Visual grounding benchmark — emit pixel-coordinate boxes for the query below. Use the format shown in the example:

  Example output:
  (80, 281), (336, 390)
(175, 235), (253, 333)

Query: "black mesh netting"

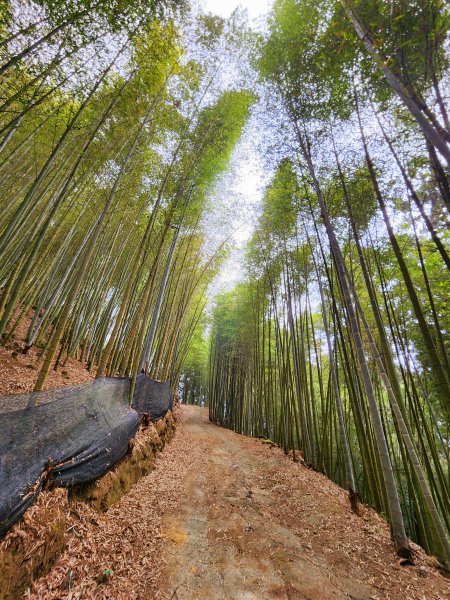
(0, 374), (172, 537)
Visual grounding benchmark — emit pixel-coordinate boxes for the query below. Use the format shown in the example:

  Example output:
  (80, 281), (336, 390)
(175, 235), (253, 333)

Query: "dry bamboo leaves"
(28, 406), (450, 600)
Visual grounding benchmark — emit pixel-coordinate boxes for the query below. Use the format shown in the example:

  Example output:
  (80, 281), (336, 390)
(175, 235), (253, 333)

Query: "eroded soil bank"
(32, 405), (448, 599)
(0, 411), (176, 600)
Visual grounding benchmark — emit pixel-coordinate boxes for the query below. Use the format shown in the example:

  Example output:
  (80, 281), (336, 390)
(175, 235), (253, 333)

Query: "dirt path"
(161, 407), (448, 600)
(32, 405), (448, 599)
(162, 408), (373, 600)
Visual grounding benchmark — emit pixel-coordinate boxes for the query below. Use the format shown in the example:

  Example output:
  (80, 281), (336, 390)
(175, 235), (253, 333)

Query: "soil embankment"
(0, 412), (176, 599)
(0, 314), (94, 395)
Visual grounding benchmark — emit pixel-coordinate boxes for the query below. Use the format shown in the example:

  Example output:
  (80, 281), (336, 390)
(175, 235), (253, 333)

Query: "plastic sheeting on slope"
(0, 374), (172, 537)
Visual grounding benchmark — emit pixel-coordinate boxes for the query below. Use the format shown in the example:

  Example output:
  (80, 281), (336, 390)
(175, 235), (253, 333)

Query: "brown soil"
(0, 313), (94, 395)
(31, 406), (449, 599)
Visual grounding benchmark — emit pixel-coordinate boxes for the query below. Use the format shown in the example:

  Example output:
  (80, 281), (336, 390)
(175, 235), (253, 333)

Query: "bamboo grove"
(1, 0), (449, 576)
(208, 0), (450, 570)
(0, 2), (253, 394)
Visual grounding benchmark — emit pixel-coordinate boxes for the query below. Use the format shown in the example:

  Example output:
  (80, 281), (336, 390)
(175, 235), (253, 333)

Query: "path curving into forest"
(33, 405), (448, 599)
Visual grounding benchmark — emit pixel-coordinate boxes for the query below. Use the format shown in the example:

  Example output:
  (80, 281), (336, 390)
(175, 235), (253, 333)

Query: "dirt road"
(32, 405), (448, 599)
(160, 407), (448, 600)
(162, 407), (370, 600)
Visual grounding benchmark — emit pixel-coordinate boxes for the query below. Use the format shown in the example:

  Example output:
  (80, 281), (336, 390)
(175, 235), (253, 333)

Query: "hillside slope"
(0, 316), (93, 395)
(31, 406), (448, 599)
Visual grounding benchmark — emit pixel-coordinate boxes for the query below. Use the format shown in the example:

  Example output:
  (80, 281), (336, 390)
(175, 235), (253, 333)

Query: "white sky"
(198, 0), (273, 303)
(201, 0), (271, 20)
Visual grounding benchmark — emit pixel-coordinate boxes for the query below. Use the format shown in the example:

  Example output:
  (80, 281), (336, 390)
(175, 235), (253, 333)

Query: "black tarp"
(133, 374), (172, 421)
(0, 375), (172, 537)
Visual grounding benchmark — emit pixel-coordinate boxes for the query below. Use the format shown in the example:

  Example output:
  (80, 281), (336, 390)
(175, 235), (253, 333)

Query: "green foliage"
(0, 1), (252, 395)
(211, 285), (253, 349)
(193, 90), (256, 193)
(260, 158), (298, 239)
(211, 0), (450, 568)
(35, 0), (185, 31)
(259, 0), (449, 119)
(324, 166), (377, 229)
(183, 317), (208, 376)
(195, 14), (225, 49)
(336, 0), (450, 102)
(258, 0), (354, 119)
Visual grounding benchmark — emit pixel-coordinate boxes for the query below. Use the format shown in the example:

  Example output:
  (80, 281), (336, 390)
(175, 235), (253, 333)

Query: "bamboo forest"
(0, 0), (449, 598)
